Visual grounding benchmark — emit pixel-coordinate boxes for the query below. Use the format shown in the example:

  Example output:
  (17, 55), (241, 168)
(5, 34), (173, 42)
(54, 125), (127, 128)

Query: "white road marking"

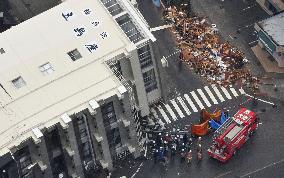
(184, 94), (198, 112)
(150, 108), (158, 118)
(177, 96), (191, 115)
(204, 86), (218, 104)
(150, 24), (173, 32)
(190, 91), (205, 109)
(197, 89), (211, 107)
(244, 93), (275, 105)
(170, 100), (185, 118)
(157, 106), (171, 124)
(151, 108), (165, 125)
(221, 86), (232, 99)
(239, 88), (246, 94)
(240, 158), (284, 178)
(211, 85), (225, 102)
(164, 104), (177, 121)
(230, 87), (239, 97)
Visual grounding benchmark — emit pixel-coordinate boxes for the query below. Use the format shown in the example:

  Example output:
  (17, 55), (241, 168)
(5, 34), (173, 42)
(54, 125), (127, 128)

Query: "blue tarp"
(220, 112), (229, 124)
(209, 119), (221, 130)
(210, 112), (229, 130)
(152, 0), (161, 7)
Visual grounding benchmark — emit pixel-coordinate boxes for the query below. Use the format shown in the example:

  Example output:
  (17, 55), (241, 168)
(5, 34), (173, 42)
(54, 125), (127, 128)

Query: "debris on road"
(163, 6), (260, 92)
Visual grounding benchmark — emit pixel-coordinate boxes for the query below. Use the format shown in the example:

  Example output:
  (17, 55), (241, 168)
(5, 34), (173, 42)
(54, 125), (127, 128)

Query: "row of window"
(138, 45), (158, 93)
(138, 45), (153, 69)
(11, 49), (82, 89)
(142, 69), (157, 93)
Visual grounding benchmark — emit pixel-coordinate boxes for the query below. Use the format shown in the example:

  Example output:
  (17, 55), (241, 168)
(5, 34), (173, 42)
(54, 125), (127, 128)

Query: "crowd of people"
(149, 130), (203, 169)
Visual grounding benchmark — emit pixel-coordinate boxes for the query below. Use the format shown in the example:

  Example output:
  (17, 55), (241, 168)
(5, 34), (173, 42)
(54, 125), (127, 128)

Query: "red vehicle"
(208, 107), (258, 162)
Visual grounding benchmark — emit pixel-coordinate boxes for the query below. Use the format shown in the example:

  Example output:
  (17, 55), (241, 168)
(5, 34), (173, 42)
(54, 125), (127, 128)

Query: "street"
(112, 0), (284, 177)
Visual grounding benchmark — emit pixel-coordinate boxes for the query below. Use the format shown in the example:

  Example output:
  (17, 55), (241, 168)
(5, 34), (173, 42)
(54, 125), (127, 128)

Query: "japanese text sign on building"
(85, 42), (99, 53)
(62, 7), (110, 54)
(62, 10), (75, 21)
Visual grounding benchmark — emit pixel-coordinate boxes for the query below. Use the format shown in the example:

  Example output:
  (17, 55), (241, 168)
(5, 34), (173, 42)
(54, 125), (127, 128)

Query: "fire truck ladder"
(214, 117), (234, 138)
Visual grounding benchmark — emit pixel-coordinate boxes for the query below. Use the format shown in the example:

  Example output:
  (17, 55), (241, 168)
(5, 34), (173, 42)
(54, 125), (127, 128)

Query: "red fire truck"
(207, 107), (258, 162)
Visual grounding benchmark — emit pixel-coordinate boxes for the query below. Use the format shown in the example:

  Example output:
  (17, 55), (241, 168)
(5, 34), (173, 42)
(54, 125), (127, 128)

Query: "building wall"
(256, 26), (284, 67)
(257, 0), (284, 15)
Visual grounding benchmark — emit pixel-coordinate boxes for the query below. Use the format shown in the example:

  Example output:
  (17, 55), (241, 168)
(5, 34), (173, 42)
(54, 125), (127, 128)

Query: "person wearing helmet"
(197, 144), (202, 161)
(186, 150), (192, 164)
(197, 137), (202, 148)
(180, 148), (186, 162)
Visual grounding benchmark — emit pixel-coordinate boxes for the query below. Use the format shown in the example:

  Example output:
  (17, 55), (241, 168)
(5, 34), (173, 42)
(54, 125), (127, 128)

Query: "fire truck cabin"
(208, 108), (258, 162)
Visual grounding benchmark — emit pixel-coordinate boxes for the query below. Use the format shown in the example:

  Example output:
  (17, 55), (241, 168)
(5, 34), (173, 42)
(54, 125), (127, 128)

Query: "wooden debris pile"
(164, 6), (259, 91)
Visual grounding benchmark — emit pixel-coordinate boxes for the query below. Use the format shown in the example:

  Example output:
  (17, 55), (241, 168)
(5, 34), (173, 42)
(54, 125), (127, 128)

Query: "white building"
(0, 0), (161, 177)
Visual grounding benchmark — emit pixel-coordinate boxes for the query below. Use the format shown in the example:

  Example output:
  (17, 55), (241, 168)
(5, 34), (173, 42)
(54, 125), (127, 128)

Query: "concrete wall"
(145, 41), (162, 104)
(91, 101), (113, 171)
(29, 137), (53, 178)
(256, 0), (284, 15)
(127, 44), (150, 117)
(64, 121), (85, 178)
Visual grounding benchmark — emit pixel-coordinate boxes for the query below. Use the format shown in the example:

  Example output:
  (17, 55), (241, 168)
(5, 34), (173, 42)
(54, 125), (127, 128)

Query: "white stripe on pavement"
(230, 87), (239, 97)
(177, 96), (191, 115)
(197, 89), (211, 107)
(221, 86), (232, 99)
(151, 108), (165, 125)
(164, 104), (177, 121)
(170, 100), (185, 118)
(204, 86), (218, 104)
(150, 108), (158, 118)
(184, 94), (198, 112)
(190, 91), (205, 109)
(157, 106), (171, 124)
(239, 88), (246, 94)
(211, 85), (225, 102)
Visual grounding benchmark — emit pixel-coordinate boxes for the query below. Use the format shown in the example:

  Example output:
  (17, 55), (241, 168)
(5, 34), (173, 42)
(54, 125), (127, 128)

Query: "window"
(116, 14), (143, 43)
(0, 48), (5, 54)
(67, 49), (82, 61)
(138, 45), (153, 69)
(39, 62), (54, 75)
(142, 69), (157, 93)
(101, 0), (123, 16)
(106, 127), (122, 149)
(101, 102), (117, 126)
(12, 76), (26, 89)
(76, 114), (94, 162)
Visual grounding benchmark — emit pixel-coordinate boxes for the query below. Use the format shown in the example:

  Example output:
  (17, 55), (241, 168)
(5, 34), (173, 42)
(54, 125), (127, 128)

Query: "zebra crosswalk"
(151, 85), (246, 125)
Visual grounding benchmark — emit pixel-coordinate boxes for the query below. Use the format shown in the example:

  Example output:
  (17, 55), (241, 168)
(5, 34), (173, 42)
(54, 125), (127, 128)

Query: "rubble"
(164, 6), (260, 92)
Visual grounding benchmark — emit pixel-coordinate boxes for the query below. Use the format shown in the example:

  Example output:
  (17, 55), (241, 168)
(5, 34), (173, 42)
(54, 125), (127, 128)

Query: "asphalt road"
(112, 0), (284, 177)
(191, 0), (269, 76)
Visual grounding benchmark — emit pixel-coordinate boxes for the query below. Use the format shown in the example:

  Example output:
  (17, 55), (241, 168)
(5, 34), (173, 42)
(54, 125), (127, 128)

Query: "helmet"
(198, 137), (202, 140)
(182, 149), (184, 151)
(158, 133), (162, 136)
(153, 141), (155, 143)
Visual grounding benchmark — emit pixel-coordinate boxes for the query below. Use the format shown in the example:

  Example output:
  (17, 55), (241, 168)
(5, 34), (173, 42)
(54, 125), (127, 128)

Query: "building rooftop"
(0, 0), (134, 155)
(259, 12), (284, 46)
